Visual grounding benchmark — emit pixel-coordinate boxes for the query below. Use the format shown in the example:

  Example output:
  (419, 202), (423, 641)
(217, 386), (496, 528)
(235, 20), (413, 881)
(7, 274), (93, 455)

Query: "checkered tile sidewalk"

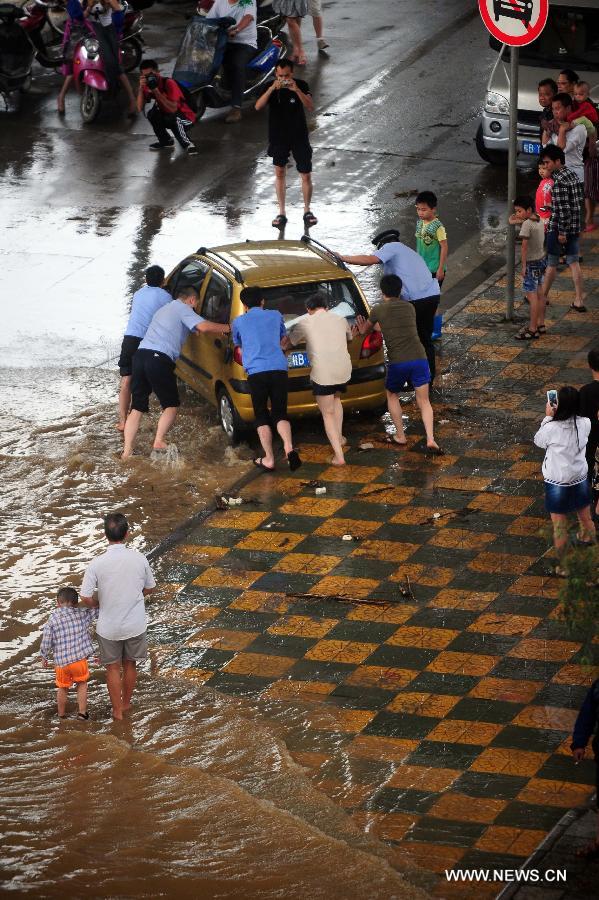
(150, 234), (599, 897)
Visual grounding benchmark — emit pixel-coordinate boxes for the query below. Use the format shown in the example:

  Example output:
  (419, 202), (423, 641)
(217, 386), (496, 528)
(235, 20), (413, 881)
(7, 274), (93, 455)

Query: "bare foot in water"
(386, 435), (407, 446)
(331, 456), (346, 466)
(426, 441), (444, 455)
(114, 422), (125, 432)
(152, 441), (168, 452)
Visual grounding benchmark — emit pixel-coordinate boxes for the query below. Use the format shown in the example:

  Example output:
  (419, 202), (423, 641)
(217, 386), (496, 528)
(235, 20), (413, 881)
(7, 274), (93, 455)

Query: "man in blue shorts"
(117, 265), (172, 432)
(122, 285), (230, 459)
(356, 275), (441, 452)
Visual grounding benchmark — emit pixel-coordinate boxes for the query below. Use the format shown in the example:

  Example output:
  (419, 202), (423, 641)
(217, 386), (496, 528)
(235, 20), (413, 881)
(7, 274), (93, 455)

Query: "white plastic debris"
(432, 513), (441, 519)
(227, 497), (243, 505)
(439, 419), (449, 425)
(342, 534), (354, 541)
(359, 442), (374, 450)
(315, 486), (327, 495)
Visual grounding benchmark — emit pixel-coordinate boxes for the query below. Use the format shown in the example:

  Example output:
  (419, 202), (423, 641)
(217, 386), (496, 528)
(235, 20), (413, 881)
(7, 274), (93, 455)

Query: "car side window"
(202, 271), (232, 324)
(167, 259), (210, 298)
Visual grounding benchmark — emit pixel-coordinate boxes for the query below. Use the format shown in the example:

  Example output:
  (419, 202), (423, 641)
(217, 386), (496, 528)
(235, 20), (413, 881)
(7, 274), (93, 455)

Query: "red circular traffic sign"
(479, 0), (548, 47)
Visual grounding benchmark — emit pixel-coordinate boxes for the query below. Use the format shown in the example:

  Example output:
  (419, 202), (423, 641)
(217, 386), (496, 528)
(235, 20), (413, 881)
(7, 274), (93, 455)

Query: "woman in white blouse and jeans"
(534, 386), (595, 571)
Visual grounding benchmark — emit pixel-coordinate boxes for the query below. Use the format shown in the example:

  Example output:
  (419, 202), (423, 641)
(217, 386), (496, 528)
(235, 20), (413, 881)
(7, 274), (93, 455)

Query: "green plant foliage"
(558, 545), (599, 665)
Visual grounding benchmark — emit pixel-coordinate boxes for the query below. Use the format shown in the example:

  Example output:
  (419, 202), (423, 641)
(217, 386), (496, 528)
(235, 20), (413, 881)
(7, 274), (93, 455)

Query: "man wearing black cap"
(339, 230), (441, 383)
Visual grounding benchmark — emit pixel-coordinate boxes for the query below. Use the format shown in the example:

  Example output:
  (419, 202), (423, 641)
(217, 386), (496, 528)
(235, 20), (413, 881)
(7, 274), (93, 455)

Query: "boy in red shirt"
(137, 58), (198, 154)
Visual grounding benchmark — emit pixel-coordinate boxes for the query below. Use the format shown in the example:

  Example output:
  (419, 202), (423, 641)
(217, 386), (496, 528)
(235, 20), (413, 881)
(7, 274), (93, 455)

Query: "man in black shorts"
(122, 286), (229, 459)
(255, 59), (317, 230)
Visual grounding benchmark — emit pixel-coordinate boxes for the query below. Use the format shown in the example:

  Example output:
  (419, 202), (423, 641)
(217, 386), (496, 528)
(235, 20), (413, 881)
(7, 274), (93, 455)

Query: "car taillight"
(233, 346), (243, 366)
(360, 331), (383, 358)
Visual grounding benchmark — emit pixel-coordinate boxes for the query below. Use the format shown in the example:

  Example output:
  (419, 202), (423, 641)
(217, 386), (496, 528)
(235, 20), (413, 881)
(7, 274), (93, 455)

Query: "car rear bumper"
(230, 364), (386, 423)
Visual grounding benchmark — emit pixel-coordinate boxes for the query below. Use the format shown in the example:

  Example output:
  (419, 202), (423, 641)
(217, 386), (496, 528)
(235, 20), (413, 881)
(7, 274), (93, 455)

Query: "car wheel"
(217, 387), (245, 444)
(475, 123), (508, 166)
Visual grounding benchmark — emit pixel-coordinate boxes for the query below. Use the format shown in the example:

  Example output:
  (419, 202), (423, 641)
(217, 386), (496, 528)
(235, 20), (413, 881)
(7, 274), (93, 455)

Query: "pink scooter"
(72, 29), (122, 123)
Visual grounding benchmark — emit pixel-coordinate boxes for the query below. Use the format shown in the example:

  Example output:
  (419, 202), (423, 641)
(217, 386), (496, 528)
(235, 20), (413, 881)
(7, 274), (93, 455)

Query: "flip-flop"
(77, 712), (89, 720)
(272, 214), (287, 229)
(570, 303), (587, 312)
(515, 328), (539, 340)
(537, 325), (547, 334)
(253, 458), (275, 472)
(286, 449), (302, 471)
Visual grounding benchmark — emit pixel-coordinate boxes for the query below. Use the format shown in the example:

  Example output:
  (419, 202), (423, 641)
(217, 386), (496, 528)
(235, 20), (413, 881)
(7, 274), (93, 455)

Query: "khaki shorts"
(97, 631), (148, 666)
(308, 0), (322, 15)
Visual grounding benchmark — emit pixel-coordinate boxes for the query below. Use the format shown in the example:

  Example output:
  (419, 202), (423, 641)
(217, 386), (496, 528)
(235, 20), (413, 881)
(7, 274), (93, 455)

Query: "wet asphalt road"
(0, 0), (525, 369)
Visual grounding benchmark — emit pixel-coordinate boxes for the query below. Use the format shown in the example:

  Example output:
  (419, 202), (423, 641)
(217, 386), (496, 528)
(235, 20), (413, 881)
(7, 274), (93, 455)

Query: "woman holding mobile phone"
(534, 386), (595, 574)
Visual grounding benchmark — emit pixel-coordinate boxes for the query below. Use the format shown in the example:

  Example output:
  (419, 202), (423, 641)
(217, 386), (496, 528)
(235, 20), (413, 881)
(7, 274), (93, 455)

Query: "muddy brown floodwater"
(0, 366), (424, 899)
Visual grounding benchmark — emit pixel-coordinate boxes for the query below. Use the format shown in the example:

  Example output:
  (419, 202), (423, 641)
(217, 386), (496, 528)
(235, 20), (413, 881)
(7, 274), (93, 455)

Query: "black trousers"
(91, 21), (121, 90)
(412, 295), (439, 383)
(147, 104), (193, 148)
(223, 42), (255, 108)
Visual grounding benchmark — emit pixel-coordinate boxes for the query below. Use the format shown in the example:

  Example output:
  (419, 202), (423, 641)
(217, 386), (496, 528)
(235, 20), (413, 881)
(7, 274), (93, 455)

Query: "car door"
(192, 267), (233, 401)
(169, 258), (212, 398)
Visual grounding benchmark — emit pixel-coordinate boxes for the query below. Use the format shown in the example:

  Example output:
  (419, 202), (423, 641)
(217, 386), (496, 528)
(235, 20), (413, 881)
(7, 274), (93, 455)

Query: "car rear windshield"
(261, 279), (366, 327)
(506, 6), (599, 69)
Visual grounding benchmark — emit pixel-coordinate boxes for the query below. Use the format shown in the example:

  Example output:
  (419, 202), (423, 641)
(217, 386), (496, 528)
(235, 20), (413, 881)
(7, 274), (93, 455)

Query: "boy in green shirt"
(415, 190), (448, 286)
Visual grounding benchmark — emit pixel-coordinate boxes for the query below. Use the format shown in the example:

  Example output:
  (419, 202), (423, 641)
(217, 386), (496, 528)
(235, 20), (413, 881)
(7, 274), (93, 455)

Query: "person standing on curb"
(415, 190), (448, 288)
(538, 145), (586, 312)
(286, 292), (352, 466)
(571, 678), (599, 859)
(116, 265), (171, 432)
(232, 287), (302, 472)
(355, 275), (441, 453)
(533, 386), (595, 575)
(122, 286), (230, 459)
(80, 513), (155, 721)
(339, 229), (441, 383)
(255, 58), (316, 230)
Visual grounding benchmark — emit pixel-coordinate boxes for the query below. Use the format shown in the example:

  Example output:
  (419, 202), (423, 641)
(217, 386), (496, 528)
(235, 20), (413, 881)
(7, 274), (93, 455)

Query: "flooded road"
(0, 1), (517, 895)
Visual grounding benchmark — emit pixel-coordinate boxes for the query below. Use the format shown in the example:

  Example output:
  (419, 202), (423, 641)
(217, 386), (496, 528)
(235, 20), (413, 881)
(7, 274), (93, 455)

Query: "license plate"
(288, 351), (310, 369)
(522, 141), (541, 155)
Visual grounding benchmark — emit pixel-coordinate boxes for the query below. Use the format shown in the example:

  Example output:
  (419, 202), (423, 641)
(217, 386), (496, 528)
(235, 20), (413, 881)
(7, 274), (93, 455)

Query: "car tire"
(475, 123), (508, 166)
(217, 387), (246, 444)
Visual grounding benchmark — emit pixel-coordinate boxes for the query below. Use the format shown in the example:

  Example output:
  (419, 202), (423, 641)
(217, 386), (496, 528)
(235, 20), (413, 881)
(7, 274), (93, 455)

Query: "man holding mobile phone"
(255, 59), (317, 230)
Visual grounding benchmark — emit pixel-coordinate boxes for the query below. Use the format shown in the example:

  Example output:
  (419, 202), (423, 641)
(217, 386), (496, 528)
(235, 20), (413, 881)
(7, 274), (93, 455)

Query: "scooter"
(0, 2), (36, 111)
(17, 0), (65, 69)
(175, 15), (287, 121)
(72, 29), (128, 122)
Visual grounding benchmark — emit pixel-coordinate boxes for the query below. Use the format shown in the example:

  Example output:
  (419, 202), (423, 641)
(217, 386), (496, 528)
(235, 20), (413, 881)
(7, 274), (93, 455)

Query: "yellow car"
(168, 237), (386, 441)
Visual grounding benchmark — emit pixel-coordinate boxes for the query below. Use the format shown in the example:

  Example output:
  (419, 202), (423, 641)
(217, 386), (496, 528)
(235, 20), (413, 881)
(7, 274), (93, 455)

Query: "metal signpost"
(478, 0), (549, 319)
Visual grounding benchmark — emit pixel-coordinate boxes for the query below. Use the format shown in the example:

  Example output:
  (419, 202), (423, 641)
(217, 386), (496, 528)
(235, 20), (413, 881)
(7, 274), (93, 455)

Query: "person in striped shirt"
(40, 587), (98, 720)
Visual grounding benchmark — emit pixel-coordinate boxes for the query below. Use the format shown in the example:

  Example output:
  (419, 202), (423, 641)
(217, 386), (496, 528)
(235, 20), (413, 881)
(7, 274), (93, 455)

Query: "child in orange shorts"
(40, 587), (97, 720)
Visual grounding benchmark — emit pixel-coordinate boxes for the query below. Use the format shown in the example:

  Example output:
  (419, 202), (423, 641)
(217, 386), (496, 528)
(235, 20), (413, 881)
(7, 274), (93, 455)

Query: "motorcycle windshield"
(172, 15), (234, 89)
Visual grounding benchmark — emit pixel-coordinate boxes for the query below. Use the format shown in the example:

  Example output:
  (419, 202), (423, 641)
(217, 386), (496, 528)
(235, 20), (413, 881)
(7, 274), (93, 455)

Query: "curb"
(495, 799), (595, 900)
(442, 265), (508, 325)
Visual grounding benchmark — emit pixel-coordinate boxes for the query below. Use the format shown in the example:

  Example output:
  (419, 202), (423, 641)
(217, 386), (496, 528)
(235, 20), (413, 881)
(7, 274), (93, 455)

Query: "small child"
(508, 195), (547, 340)
(535, 160), (553, 230)
(415, 190), (448, 287)
(40, 587), (97, 720)
(571, 678), (599, 858)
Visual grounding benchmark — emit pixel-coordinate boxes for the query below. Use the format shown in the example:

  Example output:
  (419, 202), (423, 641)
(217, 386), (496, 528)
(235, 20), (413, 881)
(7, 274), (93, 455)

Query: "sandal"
(303, 210), (318, 227)
(515, 328), (539, 340)
(537, 325), (546, 334)
(253, 458), (275, 472)
(570, 303), (587, 313)
(77, 712), (89, 721)
(286, 449), (302, 471)
(272, 214), (287, 229)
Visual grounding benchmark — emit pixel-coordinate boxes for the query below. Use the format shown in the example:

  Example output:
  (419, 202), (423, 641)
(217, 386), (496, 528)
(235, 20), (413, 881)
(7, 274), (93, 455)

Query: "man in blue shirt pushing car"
(122, 285), (230, 459)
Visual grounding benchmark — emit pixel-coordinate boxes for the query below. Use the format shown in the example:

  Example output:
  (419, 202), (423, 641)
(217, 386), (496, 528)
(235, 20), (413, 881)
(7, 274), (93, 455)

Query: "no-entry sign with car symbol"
(479, 0), (548, 46)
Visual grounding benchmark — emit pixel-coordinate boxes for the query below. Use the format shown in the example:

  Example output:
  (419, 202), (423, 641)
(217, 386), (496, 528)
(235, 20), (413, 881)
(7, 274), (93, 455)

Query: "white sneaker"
(317, 38), (329, 50)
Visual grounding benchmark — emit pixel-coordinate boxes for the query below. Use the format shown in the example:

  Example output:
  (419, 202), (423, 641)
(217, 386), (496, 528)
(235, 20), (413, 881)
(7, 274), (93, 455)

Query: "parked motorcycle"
(20, 0), (143, 73)
(0, 2), (35, 111)
(18, 0), (65, 69)
(72, 28), (130, 122)
(174, 14), (286, 121)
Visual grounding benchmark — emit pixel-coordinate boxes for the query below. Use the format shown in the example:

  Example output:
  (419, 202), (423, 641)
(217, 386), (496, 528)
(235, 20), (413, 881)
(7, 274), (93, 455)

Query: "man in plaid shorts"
(539, 144), (586, 312)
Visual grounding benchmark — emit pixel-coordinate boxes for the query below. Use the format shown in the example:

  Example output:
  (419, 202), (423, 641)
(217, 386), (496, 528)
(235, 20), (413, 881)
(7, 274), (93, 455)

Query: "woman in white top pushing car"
(534, 386), (595, 574)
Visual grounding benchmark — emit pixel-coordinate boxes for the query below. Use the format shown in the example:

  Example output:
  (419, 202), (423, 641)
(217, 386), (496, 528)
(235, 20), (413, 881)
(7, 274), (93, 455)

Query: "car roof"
(201, 240), (348, 286)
